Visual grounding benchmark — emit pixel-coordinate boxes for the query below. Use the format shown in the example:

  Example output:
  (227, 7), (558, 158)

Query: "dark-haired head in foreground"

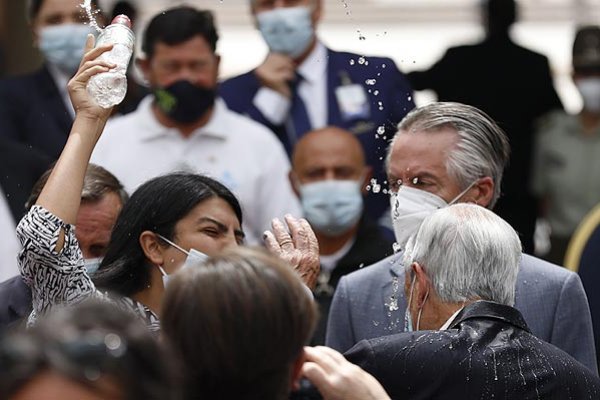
(162, 247), (317, 400)
(0, 300), (179, 400)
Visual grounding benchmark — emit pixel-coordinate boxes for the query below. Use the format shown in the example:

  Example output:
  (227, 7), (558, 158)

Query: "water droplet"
(373, 90), (380, 96)
(365, 78), (377, 85)
(358, 56), (366, 65)
(393, 242), (402, 253)
(349, 59), (355, 65)
(377, 125), (386, 135)
(382, 63), (387, 69)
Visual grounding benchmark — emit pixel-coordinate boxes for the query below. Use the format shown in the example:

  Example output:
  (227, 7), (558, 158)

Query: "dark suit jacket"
(219, 48), (415, 221)
(0, 137), (51, 222)
(0, 65), (73, 160)
(408, 37), (563, 252)
(312, 217), (393, 345)
(346, 301), (600, 400)
(0, 276), (31, 333)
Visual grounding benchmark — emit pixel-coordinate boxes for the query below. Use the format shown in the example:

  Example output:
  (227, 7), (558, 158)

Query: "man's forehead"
(388, 128), (459, 175)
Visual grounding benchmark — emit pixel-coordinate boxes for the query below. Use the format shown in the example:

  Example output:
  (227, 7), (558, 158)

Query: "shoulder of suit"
(520, 253), (575, 279)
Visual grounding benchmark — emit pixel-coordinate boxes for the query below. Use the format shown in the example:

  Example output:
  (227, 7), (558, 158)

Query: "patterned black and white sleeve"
(16, 205), (97, 325)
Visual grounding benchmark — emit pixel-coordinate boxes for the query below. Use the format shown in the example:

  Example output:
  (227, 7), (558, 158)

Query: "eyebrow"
(197, 217), (246, 240)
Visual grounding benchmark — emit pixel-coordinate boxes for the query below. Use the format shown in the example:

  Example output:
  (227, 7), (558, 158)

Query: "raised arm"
(35, 35), (115, 249)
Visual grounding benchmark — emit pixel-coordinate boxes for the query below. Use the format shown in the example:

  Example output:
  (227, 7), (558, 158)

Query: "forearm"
(35, 114), (107, 224)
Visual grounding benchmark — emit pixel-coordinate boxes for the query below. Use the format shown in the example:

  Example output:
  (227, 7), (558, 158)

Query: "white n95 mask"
(390, 182), (477, 251)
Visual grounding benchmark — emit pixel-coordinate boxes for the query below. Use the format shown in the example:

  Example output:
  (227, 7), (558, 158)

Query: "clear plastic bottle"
(87, 15), (135, 108)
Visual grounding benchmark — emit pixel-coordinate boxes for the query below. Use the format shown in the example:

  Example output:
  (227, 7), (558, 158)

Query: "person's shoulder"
(341, 253), (402, 286)
(520, 253), (575, 281)
(0, 276), (30, 301)
(220, 102), (281, 144)
(220, 70), (258, 91)
(328, 48), (400, 72)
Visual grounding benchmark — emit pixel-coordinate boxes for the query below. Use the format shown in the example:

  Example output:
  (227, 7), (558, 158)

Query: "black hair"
(142, 6), (219, 59)
(0, 299), (180, 400)
(93, 173), (242, 297)
(28, 0), (100, 20)
(484, 0), (517, 35)
(111, 1), (137, 23)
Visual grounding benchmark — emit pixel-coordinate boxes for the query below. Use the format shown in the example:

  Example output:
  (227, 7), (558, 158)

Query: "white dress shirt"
(0, 187), (20, 281)
(253, 41), (328, 129)
(91, 97), (301, 244)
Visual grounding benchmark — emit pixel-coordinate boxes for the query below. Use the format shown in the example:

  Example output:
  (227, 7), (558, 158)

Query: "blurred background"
(0, 0), (599, 112)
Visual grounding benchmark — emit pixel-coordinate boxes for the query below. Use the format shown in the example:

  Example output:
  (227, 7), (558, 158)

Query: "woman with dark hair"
(0, 300), (179, 400)
(16, 36), (319, 332)
(161, 247), (389, 400)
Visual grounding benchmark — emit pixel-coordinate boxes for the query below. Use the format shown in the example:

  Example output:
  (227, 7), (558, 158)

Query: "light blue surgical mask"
(299, 179), (363, 237)
(155, 234), (209, 289)
(83, 257), (103, 275)
(38, 24), (93, 76)
(256, 6), (315, 59)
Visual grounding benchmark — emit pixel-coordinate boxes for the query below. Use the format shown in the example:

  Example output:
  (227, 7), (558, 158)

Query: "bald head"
(292, 127), (368, 184)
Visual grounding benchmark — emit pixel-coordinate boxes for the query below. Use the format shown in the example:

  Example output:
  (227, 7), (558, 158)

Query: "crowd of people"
(1, 0), (600, 399)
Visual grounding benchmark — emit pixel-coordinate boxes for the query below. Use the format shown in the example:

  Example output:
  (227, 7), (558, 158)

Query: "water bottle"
(87, 15), (135, 108)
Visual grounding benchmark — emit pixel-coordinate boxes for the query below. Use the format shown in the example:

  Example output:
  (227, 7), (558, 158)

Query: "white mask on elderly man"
(390, 181), (477, 251)
(155, 234), (209, 289)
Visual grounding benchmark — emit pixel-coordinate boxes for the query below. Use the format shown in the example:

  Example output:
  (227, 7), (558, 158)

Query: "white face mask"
(576, 77), (600, 113)
(83, 257), (103, 275)
(155, 234), (209, 289)
(390, 182), (477, 251)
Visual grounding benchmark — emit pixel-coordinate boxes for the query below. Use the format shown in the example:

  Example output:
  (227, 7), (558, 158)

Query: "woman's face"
(160, 197), (244, 273)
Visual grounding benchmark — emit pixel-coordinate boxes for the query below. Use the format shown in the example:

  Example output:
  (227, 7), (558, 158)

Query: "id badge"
(335, 84), (370, 121)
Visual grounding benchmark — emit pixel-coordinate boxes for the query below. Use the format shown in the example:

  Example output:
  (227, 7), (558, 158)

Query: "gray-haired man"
(345, 204), (600, 399)
(326, 102), (598, 374)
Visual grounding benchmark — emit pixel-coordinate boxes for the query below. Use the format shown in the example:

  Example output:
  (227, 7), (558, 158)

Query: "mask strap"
(156, 233), (190, 256)
(407, 273), (417, 311)
(448, 179), (479, 205)
(157, 265), (168, 277)
(416, 289), (430, 331)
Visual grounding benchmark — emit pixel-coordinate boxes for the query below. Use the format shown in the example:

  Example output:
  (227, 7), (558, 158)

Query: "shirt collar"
(440, 307), (464, 330)
(137, 96), (230, 142)
(297, 40), (328, 84)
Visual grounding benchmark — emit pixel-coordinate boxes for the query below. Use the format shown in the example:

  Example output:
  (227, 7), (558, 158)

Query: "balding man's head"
(292, 127), (368, 184)
(290, 127), (370, 237)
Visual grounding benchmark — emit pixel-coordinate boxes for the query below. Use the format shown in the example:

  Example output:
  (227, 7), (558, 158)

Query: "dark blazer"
(408, 37), (563, 253)
(0, 276), (31, 332)
(0, 137), (51, 222)
(219, 48), (415, 221)
(311, 216), (393, 345)
(0, 65), (73, 160)
(346, 301), (600, 400)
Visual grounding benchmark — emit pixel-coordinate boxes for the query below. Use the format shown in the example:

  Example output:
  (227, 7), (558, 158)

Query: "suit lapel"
(379, 252), (407, 334)
(35, 66), (72, 134)
(325, 49), (343, 126)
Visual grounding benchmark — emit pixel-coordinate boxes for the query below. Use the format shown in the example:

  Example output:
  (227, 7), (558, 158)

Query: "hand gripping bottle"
(87, 15), (135, 108)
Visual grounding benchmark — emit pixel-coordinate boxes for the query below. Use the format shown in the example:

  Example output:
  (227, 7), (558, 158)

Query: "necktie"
(288, 72), (312, 145)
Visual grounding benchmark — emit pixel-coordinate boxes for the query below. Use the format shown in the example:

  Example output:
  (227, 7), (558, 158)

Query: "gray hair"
(387, 102), (510, 208)
(25, 163), (129, 210)
(403, 204), (522, 306)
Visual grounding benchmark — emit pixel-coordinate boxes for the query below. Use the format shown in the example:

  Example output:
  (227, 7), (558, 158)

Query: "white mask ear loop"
(416, 289), (430, 331)
(156, 233), (190, 256)
(448, 179), (480, 205)
(407, 273), (417, 311)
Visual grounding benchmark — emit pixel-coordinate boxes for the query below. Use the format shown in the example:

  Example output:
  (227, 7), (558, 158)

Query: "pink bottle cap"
(111, 14), (132, 28)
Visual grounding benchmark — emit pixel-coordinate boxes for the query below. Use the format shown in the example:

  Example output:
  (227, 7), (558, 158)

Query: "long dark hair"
(93, 173), (242, 296)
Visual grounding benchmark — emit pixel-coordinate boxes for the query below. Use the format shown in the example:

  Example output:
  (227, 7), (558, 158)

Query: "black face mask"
(153, 80), (216, 124)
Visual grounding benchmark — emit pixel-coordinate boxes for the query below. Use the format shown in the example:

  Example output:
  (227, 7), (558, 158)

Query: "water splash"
(81, 0), (103, 33)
